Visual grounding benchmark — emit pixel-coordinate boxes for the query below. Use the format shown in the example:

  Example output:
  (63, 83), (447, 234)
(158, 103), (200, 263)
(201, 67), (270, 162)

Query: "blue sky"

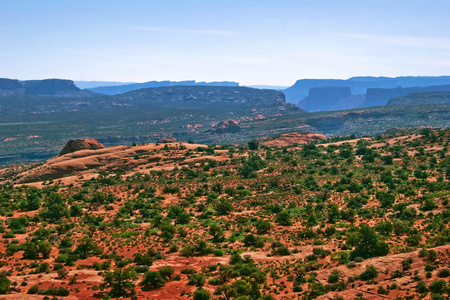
(1, 0), (449, 85)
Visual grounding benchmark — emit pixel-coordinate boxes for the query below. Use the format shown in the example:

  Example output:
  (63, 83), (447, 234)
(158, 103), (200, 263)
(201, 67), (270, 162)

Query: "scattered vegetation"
(0, 129), (450, 299)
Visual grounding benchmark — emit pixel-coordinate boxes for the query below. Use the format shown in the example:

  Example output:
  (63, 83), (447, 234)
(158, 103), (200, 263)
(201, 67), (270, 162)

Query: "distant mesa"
(214, 119), (241, 134)
(0, 78), (98, 97)
(23, 79), (80, 96)
(157, 137), (177, 143)
(297, 87), (365, 112)
(259, 132), (326, 147)
(74, 81), (137, 89)
(0, 78), (25, 96)
(0, 78), (23, 90)
(364, 84), (450, 107)
(59, 139), (105, 156)
(285, 76), (450, 111)
(284, 77), (401, 104)
(245, 85), (289, 90)
(88, 80), (240, 95)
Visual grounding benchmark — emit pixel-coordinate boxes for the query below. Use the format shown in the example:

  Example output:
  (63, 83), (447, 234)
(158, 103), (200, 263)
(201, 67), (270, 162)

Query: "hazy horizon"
(1, 0), (449, 86)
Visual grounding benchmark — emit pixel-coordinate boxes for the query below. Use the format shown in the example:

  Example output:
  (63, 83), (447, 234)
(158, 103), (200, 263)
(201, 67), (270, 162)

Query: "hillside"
(0, 86), (299, 164)
(387, 92), (450, 106)
(3, 81), (450, 166)
(2, 95), (450, 165)
(109, 86), (297, 113)
(0, 130), (449, 299)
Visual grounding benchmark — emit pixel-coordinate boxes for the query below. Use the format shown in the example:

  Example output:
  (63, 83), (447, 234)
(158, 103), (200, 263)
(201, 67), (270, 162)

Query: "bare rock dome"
(59, 139), (105, 156)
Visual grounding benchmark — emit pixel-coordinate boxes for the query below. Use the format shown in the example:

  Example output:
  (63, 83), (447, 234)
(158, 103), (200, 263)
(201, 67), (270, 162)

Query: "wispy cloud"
(341, 33), (450, 51)
(129, 26), (236, 35)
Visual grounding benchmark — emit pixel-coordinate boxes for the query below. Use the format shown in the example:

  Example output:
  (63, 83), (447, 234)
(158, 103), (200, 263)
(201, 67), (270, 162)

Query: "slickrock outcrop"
(260, 132), (326, 147)
(59, 139), (105, 156)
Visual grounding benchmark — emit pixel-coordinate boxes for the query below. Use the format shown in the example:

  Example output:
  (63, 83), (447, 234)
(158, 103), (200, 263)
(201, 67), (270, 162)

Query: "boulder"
(214, 119), (241, 134)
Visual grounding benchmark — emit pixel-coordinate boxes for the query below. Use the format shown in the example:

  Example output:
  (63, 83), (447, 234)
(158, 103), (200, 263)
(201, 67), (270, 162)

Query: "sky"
(1, 0), (449, 86)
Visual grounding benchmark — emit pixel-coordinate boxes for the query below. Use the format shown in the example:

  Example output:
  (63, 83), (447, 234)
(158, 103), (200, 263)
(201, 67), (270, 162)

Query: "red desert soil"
(1, 131), (450, 300)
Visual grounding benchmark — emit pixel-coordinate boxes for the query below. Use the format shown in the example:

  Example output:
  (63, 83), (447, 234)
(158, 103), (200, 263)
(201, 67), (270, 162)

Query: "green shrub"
(377, 286), (389, 295)
(437, 269), (449, 278)
(429, 280), (447, 294)
(158, 266), (174, 279)
(208, 278), (222, 285)
(188, 274), (205, 287)
(27, 285), (39, 294)
(351, 224), (389, 259)
(193, 288), (211, 300)
(416, 281), (428, 294)
(328, 270), (340, 283)
(0, 275), (11, 294)
(140, 271), (166, 290)
(360, 265), (378, 281)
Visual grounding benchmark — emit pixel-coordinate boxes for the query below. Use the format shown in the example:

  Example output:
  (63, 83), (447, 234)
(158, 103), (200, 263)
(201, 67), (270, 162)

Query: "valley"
(2, 77), (450, 165)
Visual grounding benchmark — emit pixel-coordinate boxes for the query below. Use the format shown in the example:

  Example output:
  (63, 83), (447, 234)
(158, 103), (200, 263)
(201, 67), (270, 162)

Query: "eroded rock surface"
(260, 132), (326, 147)
(59, 139), (105, 156)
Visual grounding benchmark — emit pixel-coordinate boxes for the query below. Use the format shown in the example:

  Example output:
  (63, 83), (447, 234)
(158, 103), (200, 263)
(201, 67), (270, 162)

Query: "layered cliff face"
(284, 76), (450, 105)
(0, 78), (97, 97)
(297, 87), (353, 111)
(296, 82), (450, 109)
(364, 84), (450, 107)
(284, 77), (396, 103)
